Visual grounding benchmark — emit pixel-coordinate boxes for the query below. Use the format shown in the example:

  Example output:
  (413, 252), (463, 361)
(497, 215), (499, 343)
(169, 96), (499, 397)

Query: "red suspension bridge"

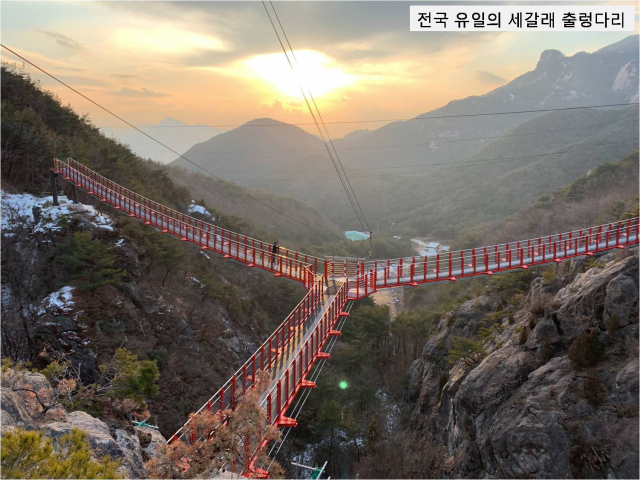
(52, 158), (639, 476)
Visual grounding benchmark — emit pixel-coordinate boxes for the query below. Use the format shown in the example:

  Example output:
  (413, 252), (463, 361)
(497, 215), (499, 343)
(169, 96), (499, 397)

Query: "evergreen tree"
(58, 232), (123, 294)
(145, 234), (184, 288)
(104, 348), (160, 402)
(1, 428), (121, 479)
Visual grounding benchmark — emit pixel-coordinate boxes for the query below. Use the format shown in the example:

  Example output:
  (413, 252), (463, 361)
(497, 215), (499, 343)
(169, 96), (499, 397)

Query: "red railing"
(54, 158), (324, 288)
(261, 280), (347, 427)
(52, 157), (640, 469)
(169, 275), (332, 443)
(347, 218), (639, 298)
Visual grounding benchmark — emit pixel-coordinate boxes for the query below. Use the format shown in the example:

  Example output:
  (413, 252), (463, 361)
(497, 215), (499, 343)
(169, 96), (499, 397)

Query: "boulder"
(1, 388), (38, 433)
(603, 274), (639, 328)
(135, 426), (167, 461)
(45, 412), (145, 478)
(1, 368), (166, 478)
(526, 316), (562, 350)
(554, 254), (638, 341)
(483, 356), (574, 478)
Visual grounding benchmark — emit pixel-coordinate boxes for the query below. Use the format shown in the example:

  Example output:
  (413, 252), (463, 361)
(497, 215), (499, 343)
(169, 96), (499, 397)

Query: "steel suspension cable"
(0, 44), (325, 234)
(269, 1), (372, 234)
(260, 301), (354, 472)
(261, 1), (370, 235)
(95, 102), (639, 128)
(228, 140), (638, 181)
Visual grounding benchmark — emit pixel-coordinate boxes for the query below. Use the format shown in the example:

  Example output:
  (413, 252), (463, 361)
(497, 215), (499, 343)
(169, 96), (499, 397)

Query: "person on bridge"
(271, 241), (279, 268)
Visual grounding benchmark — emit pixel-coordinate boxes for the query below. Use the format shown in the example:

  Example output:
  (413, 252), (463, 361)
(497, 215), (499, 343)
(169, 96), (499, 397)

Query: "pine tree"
(145, 234), (184, 288)
(1, 428), (121, 479)
(103, 348), (160, 402)
(58, 232), (123, 294)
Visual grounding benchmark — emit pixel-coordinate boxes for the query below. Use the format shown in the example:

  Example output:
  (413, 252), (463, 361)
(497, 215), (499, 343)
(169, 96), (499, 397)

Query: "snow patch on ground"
(42, 286), (76, 314)
(612, 61), (635, 91)
(187, 202), (215, 220)
(1, 191), (114, 233)
(115, 238), (126, 247)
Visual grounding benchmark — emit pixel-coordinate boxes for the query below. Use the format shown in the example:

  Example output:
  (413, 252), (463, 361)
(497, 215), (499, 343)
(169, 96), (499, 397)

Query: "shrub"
(568, 329), (605, 370)
(146, 372), (282, 478)
(1, 427), (120, 478)
(605, 314), (620, 334)
(570, 441), (610, 478)
(541, 267), (557, 286)
(581, 369), (608, 406)
(529, 293), (549, 316)
(147, 348), (169, 371)
(106, 348), (160, 402)
(447, 337), (486, 367)
(518, 327), (528, 346)
(478, 326), (495, 340)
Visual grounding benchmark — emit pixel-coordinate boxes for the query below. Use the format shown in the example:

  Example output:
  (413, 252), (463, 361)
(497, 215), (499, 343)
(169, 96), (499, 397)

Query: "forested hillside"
(276, 148), (639, 478)
(0, 64), (332, 248)
(0, 64), (315, 439)
(241, 105), (638, 239)
(455, 149), (639, 248)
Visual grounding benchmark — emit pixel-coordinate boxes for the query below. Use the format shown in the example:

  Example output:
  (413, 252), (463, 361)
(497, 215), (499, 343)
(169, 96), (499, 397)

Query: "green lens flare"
(339, 381), (348, 389)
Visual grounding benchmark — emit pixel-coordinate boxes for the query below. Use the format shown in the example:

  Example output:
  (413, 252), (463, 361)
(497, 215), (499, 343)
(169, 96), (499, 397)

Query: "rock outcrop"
(1, 369), (165, 478)
(407, 248), (639, 478)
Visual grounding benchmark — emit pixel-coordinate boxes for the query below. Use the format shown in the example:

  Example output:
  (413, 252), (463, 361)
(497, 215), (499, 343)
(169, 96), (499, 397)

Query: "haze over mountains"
(101, 117), (224, 164)
(171, 35), (639, 236)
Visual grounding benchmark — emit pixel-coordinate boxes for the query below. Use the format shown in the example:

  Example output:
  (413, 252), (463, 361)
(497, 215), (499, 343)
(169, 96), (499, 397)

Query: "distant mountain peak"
(157, 117), (189, 127)
(340, 129), (372, 141)
(536, 49), (566, 69)
(242, 118), (291, 127)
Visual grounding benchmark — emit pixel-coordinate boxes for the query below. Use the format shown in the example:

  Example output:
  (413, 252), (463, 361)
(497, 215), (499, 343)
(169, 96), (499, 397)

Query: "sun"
(242, 50), (356, 100)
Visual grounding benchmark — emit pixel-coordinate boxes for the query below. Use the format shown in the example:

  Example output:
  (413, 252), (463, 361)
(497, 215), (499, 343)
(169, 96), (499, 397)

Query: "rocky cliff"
(1, 189), (305, 437)
(1, 367), (166, 478)
(406, 248), (638, 478)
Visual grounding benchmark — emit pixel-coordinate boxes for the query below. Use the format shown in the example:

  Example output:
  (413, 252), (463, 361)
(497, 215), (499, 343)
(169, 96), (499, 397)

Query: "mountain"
(171, 118), (325, 182)
(251, 36), (639, 233)
(102, 117), (224, 164)
(333, 34), (639, 166)
(170, 36), (638, 234)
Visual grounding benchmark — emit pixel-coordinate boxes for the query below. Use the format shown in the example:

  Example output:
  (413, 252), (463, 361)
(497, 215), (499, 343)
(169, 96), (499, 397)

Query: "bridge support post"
(71, 183), (79, 204)
(49, 170), (59, 206)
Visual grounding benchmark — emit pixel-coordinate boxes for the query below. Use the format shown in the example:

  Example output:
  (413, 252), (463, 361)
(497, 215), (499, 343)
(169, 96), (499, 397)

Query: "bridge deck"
(51, 158), (639, 453)
(258, 278), (343, 413)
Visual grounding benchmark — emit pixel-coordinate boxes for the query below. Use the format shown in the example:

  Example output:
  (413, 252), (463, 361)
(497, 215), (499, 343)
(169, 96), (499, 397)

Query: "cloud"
(476, 70), (508, 85)
(37, 30), (84, 50)
(112, 73), (145, 80)
(113, 87), (170, 98)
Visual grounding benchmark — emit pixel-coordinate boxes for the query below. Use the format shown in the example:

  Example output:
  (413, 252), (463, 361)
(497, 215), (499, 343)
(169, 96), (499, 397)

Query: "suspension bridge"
(52, 157), (639, 477)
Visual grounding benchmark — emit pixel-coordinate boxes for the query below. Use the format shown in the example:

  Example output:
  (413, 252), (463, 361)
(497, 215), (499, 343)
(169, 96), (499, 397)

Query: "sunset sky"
(2, 1), (638, 137)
